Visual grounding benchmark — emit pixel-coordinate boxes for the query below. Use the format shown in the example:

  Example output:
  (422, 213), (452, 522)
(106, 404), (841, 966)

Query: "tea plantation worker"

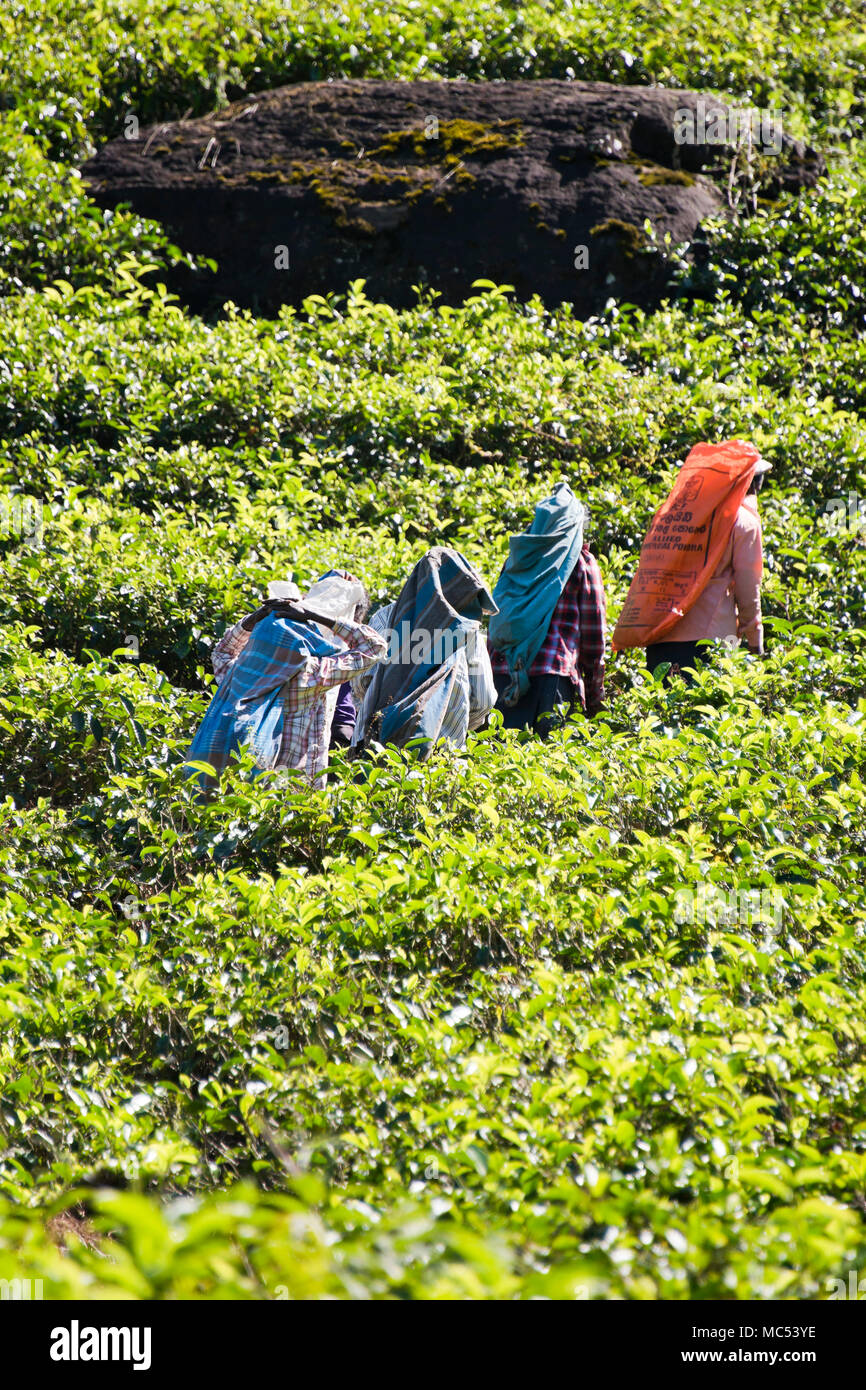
(612, 440), (770, 682)
(187, 573), (385, 789)
(487, 481), (606, 737)
(351, 547), (499, 756)
(250, 569), (372, 753)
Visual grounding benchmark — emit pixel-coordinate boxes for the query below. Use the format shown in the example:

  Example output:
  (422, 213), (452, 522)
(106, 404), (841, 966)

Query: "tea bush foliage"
(1, 3), (866, 1299)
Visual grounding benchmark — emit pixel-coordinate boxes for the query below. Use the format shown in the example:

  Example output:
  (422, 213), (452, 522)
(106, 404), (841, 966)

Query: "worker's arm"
(578, 552), (607, 716)
(211, 619), (251, 684)
(213, 598), (321, 683)
(732, 510), (764, 654)
(301, 618), (388, 691)
(212, 597), (313, 683)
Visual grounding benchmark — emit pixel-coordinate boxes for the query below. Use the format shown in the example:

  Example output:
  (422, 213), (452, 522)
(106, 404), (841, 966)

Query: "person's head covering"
(487, 481), (587, 705)
(675, 448), (772, 478)
(302, 569), (366, 627)
(267, 579), (302, 601)
(353, 547), (497, 752)
(613, 439), (760, 651)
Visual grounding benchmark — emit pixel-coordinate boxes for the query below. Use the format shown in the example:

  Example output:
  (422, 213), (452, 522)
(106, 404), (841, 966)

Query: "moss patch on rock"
(638, 166), (695, 187)
(590, 217), (651, 257)
(373, 118), (524, 162)
(274, 156), (445, 232)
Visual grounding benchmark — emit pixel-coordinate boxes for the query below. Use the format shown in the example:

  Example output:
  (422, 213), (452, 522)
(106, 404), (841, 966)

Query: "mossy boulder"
(83, 79), (823, 317)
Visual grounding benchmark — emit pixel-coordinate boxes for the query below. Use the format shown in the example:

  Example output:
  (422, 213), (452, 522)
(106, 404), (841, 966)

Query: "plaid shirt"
(194, 615), (386, 786)
(489, 547), (607, 713)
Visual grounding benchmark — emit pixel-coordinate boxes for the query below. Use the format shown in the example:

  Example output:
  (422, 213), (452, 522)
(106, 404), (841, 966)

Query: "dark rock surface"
(83, 79), (824, 316)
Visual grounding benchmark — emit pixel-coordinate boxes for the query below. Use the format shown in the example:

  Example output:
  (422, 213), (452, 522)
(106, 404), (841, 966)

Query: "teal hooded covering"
(487, 482), (586, 705)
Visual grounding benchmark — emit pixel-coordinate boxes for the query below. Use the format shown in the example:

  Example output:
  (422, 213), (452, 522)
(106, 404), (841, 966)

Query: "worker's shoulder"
(734, 498), (762, 536)
(576, 544), (604, 581)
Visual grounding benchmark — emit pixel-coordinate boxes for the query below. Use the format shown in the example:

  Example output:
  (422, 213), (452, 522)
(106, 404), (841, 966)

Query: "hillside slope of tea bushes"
(1, 3), (866, 1298)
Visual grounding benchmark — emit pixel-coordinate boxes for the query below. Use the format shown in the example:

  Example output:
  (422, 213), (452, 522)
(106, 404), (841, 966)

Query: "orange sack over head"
(612, 439), (760, 651)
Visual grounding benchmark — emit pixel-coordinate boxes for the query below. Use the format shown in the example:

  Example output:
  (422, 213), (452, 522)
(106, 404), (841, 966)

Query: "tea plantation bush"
(1, 2), (866, 1299)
